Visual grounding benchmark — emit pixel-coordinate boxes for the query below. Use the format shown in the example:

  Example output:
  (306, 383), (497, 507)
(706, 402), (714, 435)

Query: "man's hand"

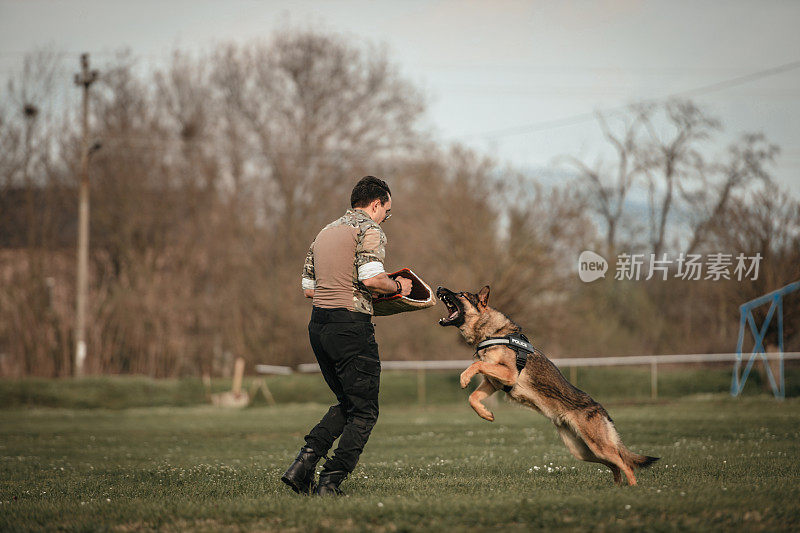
(303, 289), (315, 299)
(397, 276), (412, 296)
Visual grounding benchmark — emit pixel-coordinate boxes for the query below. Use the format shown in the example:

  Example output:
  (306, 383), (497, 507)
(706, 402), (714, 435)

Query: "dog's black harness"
(475, 333), (536, 393)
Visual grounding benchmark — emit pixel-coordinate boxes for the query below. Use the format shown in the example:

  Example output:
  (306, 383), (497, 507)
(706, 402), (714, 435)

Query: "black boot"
(314, 470), (347, 496)
(281, 446), (321, 495)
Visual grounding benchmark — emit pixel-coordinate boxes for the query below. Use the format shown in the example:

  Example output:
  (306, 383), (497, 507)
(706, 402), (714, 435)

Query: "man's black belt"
(311, 307), (371, 323)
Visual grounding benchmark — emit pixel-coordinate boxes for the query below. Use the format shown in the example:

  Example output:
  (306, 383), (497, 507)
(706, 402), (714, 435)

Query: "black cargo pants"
(303, 307), (380, 474)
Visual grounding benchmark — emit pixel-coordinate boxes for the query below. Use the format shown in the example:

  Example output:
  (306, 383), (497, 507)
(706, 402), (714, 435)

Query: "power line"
(461, 59), (800, 141)
(437, 84), (800, 98)
(671, 60), (800, 98)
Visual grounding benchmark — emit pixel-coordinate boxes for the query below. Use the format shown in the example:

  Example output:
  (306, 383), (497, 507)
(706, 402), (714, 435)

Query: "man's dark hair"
(350, 176), (391, 208)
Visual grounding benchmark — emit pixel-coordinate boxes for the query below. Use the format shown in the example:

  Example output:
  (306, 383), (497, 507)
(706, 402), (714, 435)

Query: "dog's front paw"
(469, 400), (495, 422)
(459, 370), (473, 388)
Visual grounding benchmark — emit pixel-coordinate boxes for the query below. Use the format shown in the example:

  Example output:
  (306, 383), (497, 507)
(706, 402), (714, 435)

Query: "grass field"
(3, 364), (798, 409)
(2, 393), (799, 531)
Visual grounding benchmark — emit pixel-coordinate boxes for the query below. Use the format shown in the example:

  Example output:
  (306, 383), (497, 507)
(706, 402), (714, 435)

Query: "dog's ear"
(477, 285), (490, 309)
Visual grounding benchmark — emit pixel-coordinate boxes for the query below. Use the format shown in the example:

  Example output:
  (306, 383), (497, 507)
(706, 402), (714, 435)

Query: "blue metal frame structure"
(732, 280), (800, 399)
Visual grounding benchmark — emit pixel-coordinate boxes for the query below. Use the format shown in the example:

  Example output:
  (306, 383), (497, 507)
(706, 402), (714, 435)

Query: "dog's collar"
(475, 333), (536, 392)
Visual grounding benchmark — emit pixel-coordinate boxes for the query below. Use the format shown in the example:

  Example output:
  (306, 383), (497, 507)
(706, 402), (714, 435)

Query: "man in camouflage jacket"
(282, 176), (411, 496)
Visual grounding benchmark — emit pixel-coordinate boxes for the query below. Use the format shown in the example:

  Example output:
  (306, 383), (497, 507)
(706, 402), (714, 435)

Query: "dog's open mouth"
(436, 287), (463, 327)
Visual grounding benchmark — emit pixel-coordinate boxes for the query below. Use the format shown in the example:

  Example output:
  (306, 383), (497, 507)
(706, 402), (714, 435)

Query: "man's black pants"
(304, 307), (380, 474)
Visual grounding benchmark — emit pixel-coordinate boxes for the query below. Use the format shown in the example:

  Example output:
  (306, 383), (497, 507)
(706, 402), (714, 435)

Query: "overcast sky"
(1, 0), (798, 194)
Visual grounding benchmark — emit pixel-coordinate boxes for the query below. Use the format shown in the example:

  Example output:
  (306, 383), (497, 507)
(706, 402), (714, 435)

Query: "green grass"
(1, 396), (799, 531)
(2, 365), (798, 409)
(0, 376), (208, 409)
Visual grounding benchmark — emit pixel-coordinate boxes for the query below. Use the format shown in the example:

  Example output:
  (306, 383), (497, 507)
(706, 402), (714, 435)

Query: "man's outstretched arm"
(363, 272), (411, 296)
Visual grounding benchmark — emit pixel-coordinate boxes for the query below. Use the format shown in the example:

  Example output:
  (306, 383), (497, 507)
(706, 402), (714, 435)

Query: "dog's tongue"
(438, 310), (459, 325)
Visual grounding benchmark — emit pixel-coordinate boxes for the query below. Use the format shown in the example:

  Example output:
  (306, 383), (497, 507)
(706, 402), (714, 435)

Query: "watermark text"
(578, 251), (762, 282)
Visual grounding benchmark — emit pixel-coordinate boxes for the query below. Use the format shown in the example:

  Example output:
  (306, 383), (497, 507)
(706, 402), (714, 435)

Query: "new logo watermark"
(578, 250), (608, 282)
(578, 251), (762, 282)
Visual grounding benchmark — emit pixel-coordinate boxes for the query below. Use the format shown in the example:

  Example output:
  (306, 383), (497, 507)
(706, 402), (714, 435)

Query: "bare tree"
(684, 133), (778, 254)
(500, 181), (595, 320)
(561, 109), (647, 256)
(0, 49), (73, 377)
(637, 100), (720, 256)
(211, 31), (425, 246)
(709, 186), (800, 288)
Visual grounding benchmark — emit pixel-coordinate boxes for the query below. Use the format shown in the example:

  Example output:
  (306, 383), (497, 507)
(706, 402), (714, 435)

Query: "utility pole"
(73, 53), (98, 377)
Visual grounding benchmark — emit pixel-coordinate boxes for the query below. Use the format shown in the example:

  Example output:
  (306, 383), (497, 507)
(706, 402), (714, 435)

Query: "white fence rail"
(257, 352), (800, 401)
(254, 364), (294, 375)
(280, 352), (800, 374)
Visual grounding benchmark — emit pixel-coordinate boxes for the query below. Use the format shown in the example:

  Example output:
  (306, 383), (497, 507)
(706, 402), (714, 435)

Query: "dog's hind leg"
(609, 464), (622, 484)
(564, 416), (637, 486)
(584, 419), (636, 485)
(556, 423), (621, 484)
(556, 423), (594, 461)
(469, 377), (498, 422)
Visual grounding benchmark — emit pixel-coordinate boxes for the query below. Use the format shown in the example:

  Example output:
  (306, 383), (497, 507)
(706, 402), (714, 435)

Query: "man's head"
(351, 176), (392, 224)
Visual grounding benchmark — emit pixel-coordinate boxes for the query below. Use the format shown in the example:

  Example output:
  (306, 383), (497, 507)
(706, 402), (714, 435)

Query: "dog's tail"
(621, 448), (660, 470)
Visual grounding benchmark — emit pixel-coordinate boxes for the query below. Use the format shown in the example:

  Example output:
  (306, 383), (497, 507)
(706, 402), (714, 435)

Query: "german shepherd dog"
(437, 285), (658, 485)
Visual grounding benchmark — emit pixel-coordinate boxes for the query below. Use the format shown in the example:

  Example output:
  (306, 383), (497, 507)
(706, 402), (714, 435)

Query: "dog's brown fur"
(437, 285), (658, 485)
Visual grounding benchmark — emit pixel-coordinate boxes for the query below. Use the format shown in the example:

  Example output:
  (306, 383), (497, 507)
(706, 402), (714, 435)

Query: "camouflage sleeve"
(355, 227), (387, 280)
(301, 242), (315, 289)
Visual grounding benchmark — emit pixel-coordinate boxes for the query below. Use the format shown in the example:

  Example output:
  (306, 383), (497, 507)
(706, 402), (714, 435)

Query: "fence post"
(233, 357), (245, 396)
(650, 360), (658, 400)
(417, 367), (426, 405)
